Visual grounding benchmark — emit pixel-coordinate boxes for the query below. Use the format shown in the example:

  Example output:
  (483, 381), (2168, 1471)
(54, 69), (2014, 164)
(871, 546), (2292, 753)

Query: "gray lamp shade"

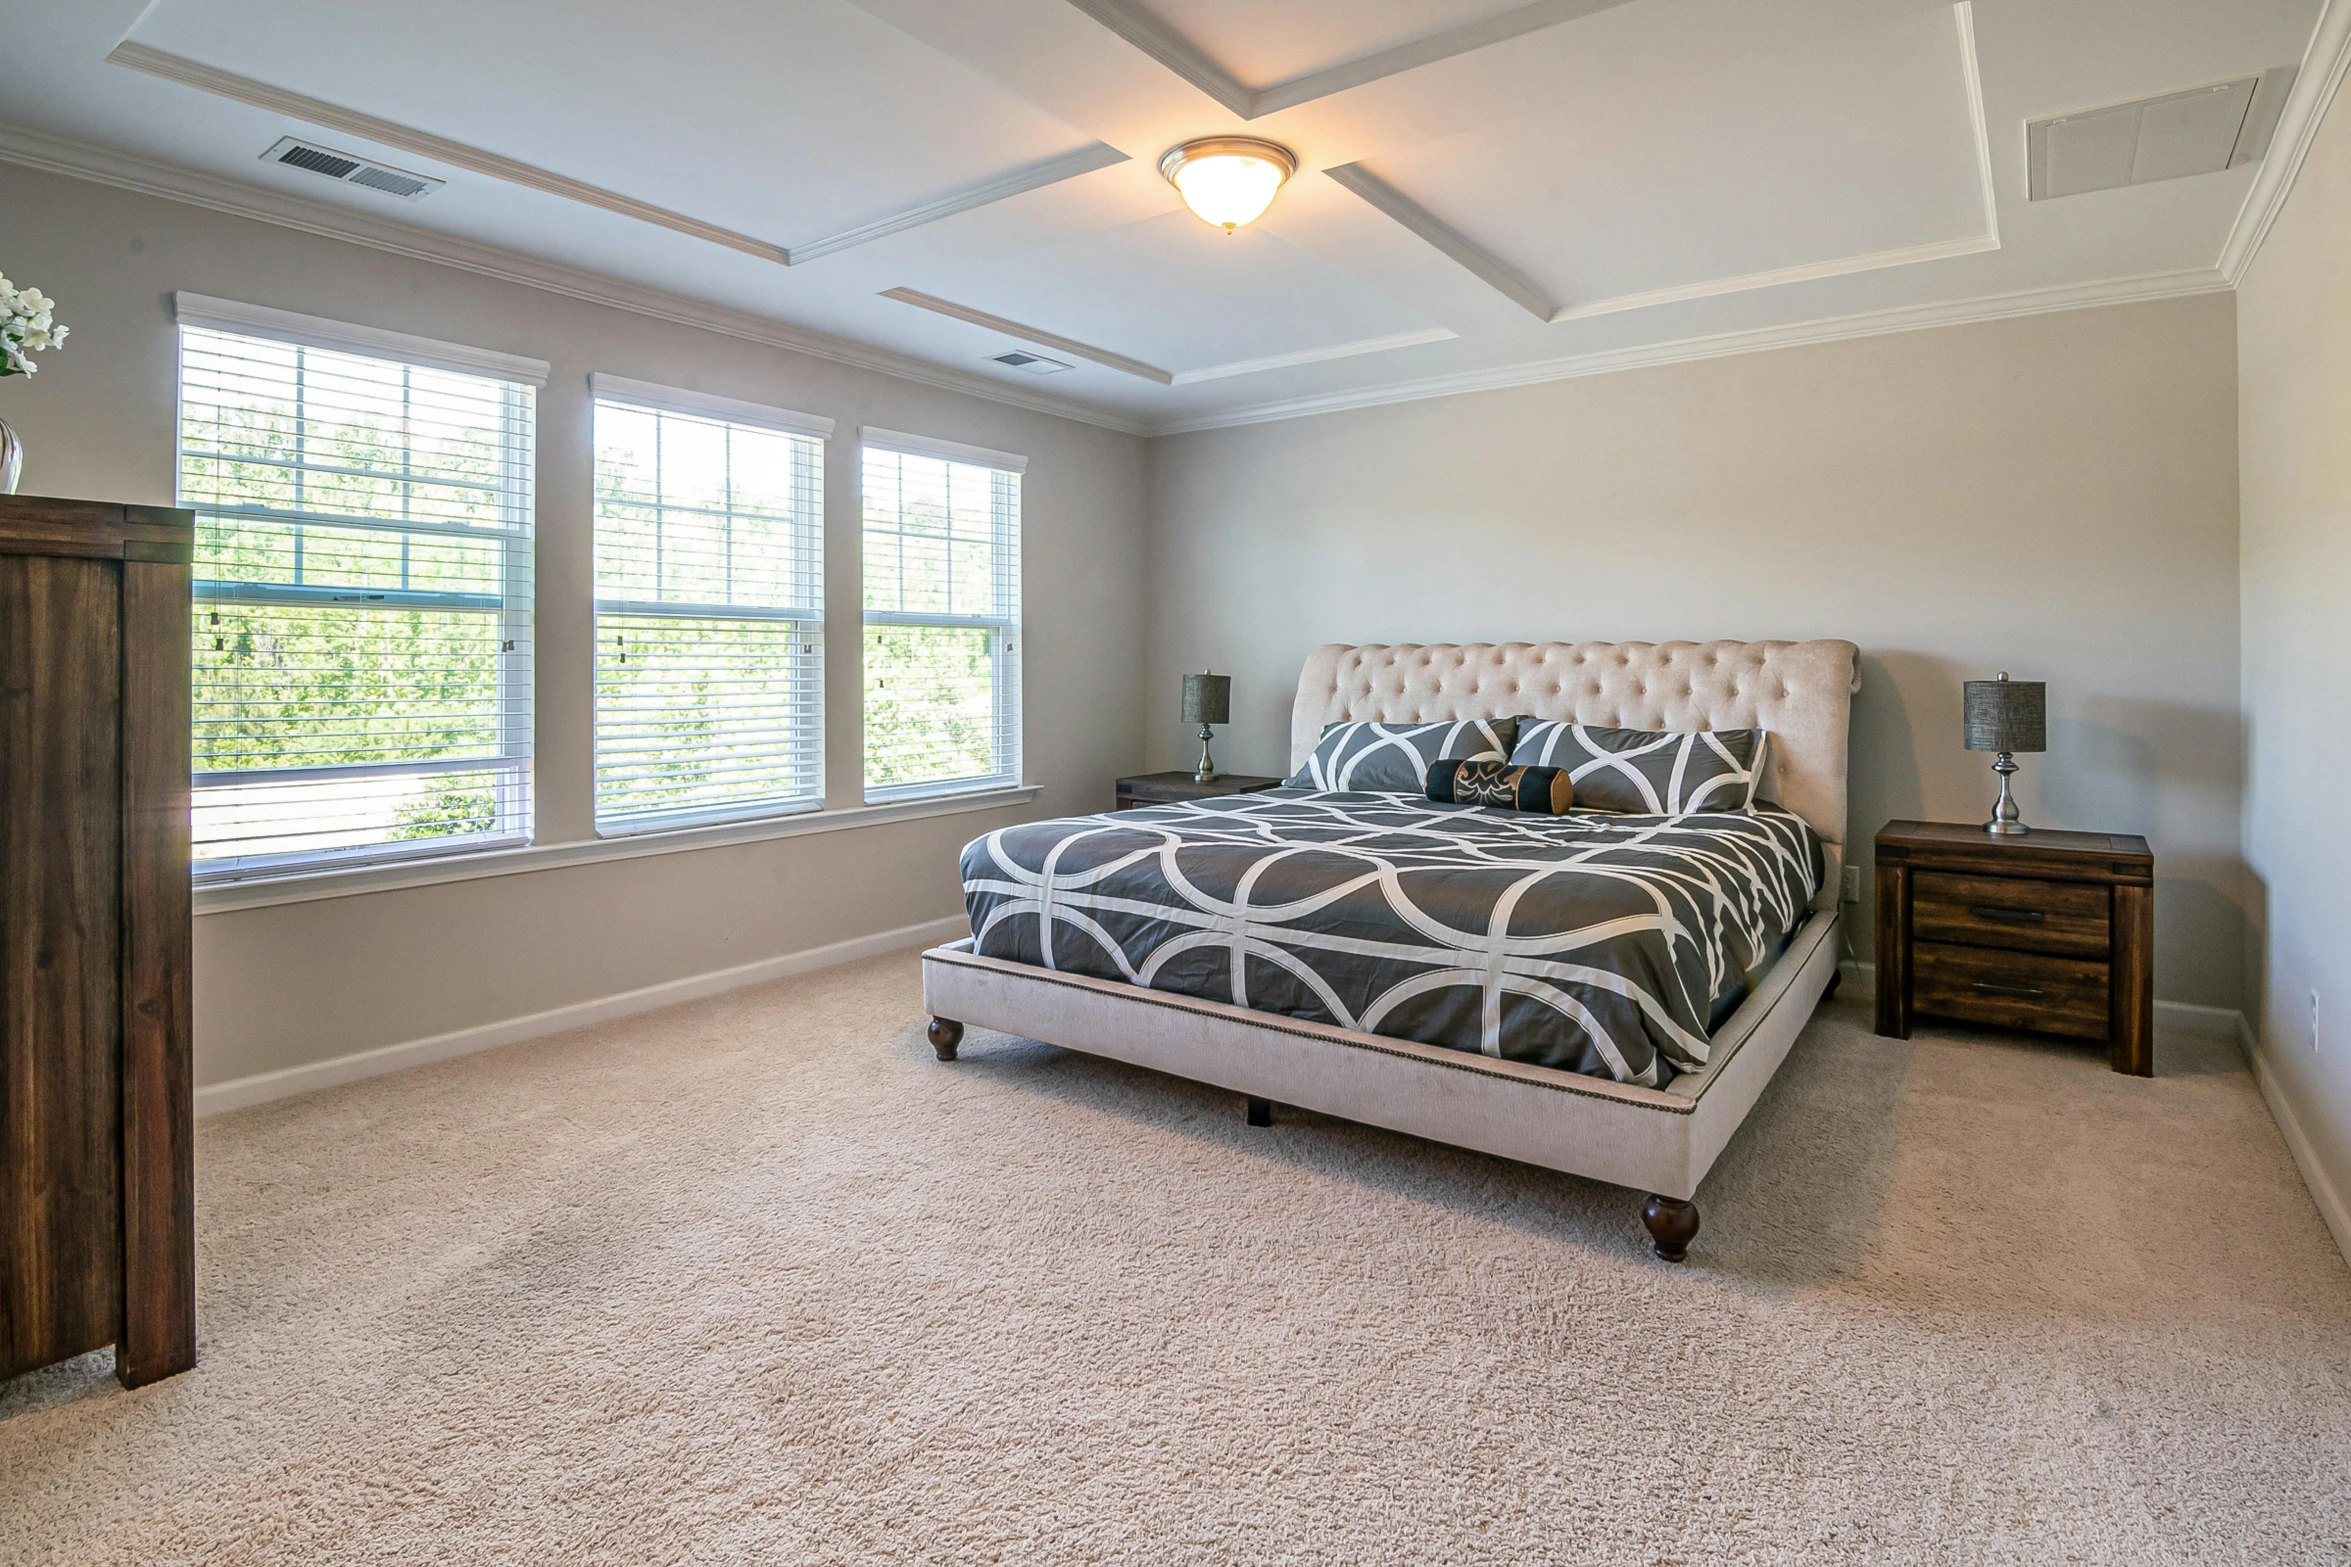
(1963, 674), (2046, 754)
(1181, 672), (1231, 726)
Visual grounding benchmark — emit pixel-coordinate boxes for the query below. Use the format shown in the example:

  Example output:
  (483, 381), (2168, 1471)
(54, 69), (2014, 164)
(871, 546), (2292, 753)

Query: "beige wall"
(2239, 75), (2351, 1242)
(0, 161), (1147, 1090)
(1146, 295), (2247, 1009)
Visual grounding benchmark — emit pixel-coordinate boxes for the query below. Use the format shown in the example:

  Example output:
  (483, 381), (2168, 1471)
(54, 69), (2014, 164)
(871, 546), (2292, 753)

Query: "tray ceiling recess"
(2028, 69), (2296, 200)
(1057, 0), (1641, 119)
(1325, 3), (2003, 326)
(5, 0), (2326, 430)
(104, 36), (1129, 267)
(879, 285), (1455, 386)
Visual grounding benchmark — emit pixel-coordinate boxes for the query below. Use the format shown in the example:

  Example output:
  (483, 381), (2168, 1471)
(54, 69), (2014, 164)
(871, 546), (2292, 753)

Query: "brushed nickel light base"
(1985, 751), (2028, 835)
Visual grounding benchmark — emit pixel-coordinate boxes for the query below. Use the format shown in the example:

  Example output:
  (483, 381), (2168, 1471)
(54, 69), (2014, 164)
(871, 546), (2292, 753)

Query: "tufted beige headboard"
(1291, 641), (1862, 886)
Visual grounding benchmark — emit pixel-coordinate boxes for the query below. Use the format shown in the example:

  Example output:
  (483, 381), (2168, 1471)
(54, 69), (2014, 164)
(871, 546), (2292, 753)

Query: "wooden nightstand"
(1115, 771), (1284, 810)
(1874, 820), (2155, 1075)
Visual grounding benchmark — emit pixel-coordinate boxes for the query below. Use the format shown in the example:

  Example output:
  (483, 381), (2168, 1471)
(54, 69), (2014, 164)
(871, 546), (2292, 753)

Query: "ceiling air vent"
(2028, 68), (2295, 200)
(990, 350), (1074, 376)
(261, 136), (444, 201)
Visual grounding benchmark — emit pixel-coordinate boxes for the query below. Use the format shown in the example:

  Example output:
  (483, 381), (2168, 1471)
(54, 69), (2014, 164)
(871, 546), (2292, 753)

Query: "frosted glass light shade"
(1159, 137), (1298, 233)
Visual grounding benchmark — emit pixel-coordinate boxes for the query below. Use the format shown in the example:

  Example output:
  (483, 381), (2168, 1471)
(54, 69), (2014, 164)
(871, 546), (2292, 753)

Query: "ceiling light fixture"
(1159, 137), (1297, 234)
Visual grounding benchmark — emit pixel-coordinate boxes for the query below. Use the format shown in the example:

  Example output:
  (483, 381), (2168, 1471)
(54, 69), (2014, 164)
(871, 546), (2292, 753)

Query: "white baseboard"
(2153, 998), (2246, 1037)
(2239, 1019), (2351, 1271)
(194, 913), (969, 1117)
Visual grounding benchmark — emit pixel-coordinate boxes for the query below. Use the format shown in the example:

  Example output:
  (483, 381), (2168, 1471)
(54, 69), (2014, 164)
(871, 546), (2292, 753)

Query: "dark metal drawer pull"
(1970, 981), (2046, 1000)
(1969, 906), (2047, 924)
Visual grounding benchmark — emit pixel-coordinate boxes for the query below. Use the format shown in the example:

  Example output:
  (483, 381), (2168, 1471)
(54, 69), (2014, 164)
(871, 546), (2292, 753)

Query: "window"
(591, 376), (830, 833)
(175, 295), (542, 882)
(860, 430), (1023, 800)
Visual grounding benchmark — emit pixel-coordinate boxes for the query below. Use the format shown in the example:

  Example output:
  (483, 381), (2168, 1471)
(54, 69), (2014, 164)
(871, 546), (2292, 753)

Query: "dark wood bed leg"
(1245, 1096), (1273, 1127)
(1823, 967), (1842, 1000)
(927, 1018), (963, 1061)
(1641, 1196), (1700, 1263)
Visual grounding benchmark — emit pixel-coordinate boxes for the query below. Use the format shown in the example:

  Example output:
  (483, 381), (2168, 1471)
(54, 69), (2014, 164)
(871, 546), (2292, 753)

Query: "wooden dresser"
(0, 495), (195, 1387)
(1873, 820), (2154, 1075)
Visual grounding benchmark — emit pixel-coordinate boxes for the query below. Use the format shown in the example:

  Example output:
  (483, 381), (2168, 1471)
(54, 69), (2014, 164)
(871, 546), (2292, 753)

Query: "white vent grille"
(990, 350), (1073, 376)
(2028, 68), (2295, 201)
(261, 137), (443, 201)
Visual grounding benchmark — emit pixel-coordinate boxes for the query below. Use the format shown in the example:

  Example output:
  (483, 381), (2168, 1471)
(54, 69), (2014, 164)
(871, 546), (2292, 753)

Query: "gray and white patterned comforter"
(959, 789), (1823, 1085)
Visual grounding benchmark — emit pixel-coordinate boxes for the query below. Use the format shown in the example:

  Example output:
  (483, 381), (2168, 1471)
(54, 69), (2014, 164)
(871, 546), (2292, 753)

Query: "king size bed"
(921, 639), (1860, 1260)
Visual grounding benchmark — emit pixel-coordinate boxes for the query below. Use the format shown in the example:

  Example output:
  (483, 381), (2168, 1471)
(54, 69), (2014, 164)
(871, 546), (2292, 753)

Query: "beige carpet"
(3, 951), (2347, 1565)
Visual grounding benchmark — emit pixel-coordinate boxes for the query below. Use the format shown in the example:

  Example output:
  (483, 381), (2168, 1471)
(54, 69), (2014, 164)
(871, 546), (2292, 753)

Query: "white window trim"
(858, 435), (1024, 805)
(590, 382), (829, 835)
(191, 784), (1042, 914)
(173, 292), (550, 386)
(180, 310), (541, 883)
(590, 373), (836, 440)
(858, 426), (1028, 474)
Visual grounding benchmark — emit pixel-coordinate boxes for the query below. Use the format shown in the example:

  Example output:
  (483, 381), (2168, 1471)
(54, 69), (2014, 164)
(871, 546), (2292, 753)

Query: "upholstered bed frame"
(921, 640), (1861, 1260)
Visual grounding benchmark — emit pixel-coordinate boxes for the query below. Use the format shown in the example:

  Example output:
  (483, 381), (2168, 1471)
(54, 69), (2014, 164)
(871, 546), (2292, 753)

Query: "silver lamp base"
(1985, 752), (2028, 835)
(1193, 724), (1219, 784)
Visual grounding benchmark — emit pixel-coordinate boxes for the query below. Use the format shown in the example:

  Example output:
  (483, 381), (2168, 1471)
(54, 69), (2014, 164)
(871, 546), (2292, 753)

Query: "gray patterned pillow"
(1287, 718), (1516, 792)
(1508, 722), (1767, 814)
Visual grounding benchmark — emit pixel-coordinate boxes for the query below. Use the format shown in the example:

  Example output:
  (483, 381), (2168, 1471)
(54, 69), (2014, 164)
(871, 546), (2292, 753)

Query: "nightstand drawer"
(1912, 872), (2110, 957)
(1912, 941), (2110, 1041)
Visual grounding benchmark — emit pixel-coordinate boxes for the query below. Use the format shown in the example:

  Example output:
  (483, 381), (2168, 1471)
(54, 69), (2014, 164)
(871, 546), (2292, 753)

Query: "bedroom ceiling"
(0, 0), (2331, 434)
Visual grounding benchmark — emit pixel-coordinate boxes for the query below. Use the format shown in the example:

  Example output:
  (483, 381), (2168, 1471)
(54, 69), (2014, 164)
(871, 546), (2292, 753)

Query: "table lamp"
(1964, 672), (2046, 836)
(1182, 671), (1230, 783)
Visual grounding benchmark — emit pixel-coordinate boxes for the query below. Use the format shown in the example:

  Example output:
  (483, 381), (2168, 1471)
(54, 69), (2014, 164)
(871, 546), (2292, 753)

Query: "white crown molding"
(1955, 1), (2000, 245)
(1322, 163), (1557, 320)
(0, 119), (1152, 436)
(174, 290), (553, 384)
(1149, 266), (2232, 436)
(880, 284), (1455, 387)
(1059, 0), (1635, 121)
(108, 40), (794, 264)
(108, 40), (1129, 271)
(1168, 328), (1458, 385)
(881, 287), (1175, 382)
(1056, 0), (1251, 117)
(1550, 234), (2003, 323)
(2220, 0), (2351, 284)
(1252, 0), (1638, 118)
(787, 144), (1129, 264)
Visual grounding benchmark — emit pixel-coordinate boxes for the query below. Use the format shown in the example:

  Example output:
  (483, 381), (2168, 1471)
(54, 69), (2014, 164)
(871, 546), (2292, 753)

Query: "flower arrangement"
(0, 275), (67, 376)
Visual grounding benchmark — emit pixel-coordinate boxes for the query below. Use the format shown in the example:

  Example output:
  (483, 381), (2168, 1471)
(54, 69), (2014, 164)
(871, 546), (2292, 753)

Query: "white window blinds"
(860, 432), (1022, 800)
(593, 380), (828, 833)
(178, 318), (538, 881)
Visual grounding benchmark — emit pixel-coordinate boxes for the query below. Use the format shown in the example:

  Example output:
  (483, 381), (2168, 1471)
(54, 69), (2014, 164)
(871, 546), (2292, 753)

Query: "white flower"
(0, 277), (65, 371)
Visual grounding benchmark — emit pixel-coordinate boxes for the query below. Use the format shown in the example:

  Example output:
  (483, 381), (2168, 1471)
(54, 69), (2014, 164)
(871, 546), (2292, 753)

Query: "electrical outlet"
(1842, 867), (1862, 904)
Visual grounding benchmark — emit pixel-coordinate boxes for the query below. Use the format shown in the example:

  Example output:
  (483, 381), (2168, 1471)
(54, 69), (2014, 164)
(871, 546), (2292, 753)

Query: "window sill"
(192, 784), (1043, 915)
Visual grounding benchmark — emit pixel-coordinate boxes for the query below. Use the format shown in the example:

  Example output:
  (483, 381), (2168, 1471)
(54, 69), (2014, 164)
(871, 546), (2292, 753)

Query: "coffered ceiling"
(0, 0), (2337, 434)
